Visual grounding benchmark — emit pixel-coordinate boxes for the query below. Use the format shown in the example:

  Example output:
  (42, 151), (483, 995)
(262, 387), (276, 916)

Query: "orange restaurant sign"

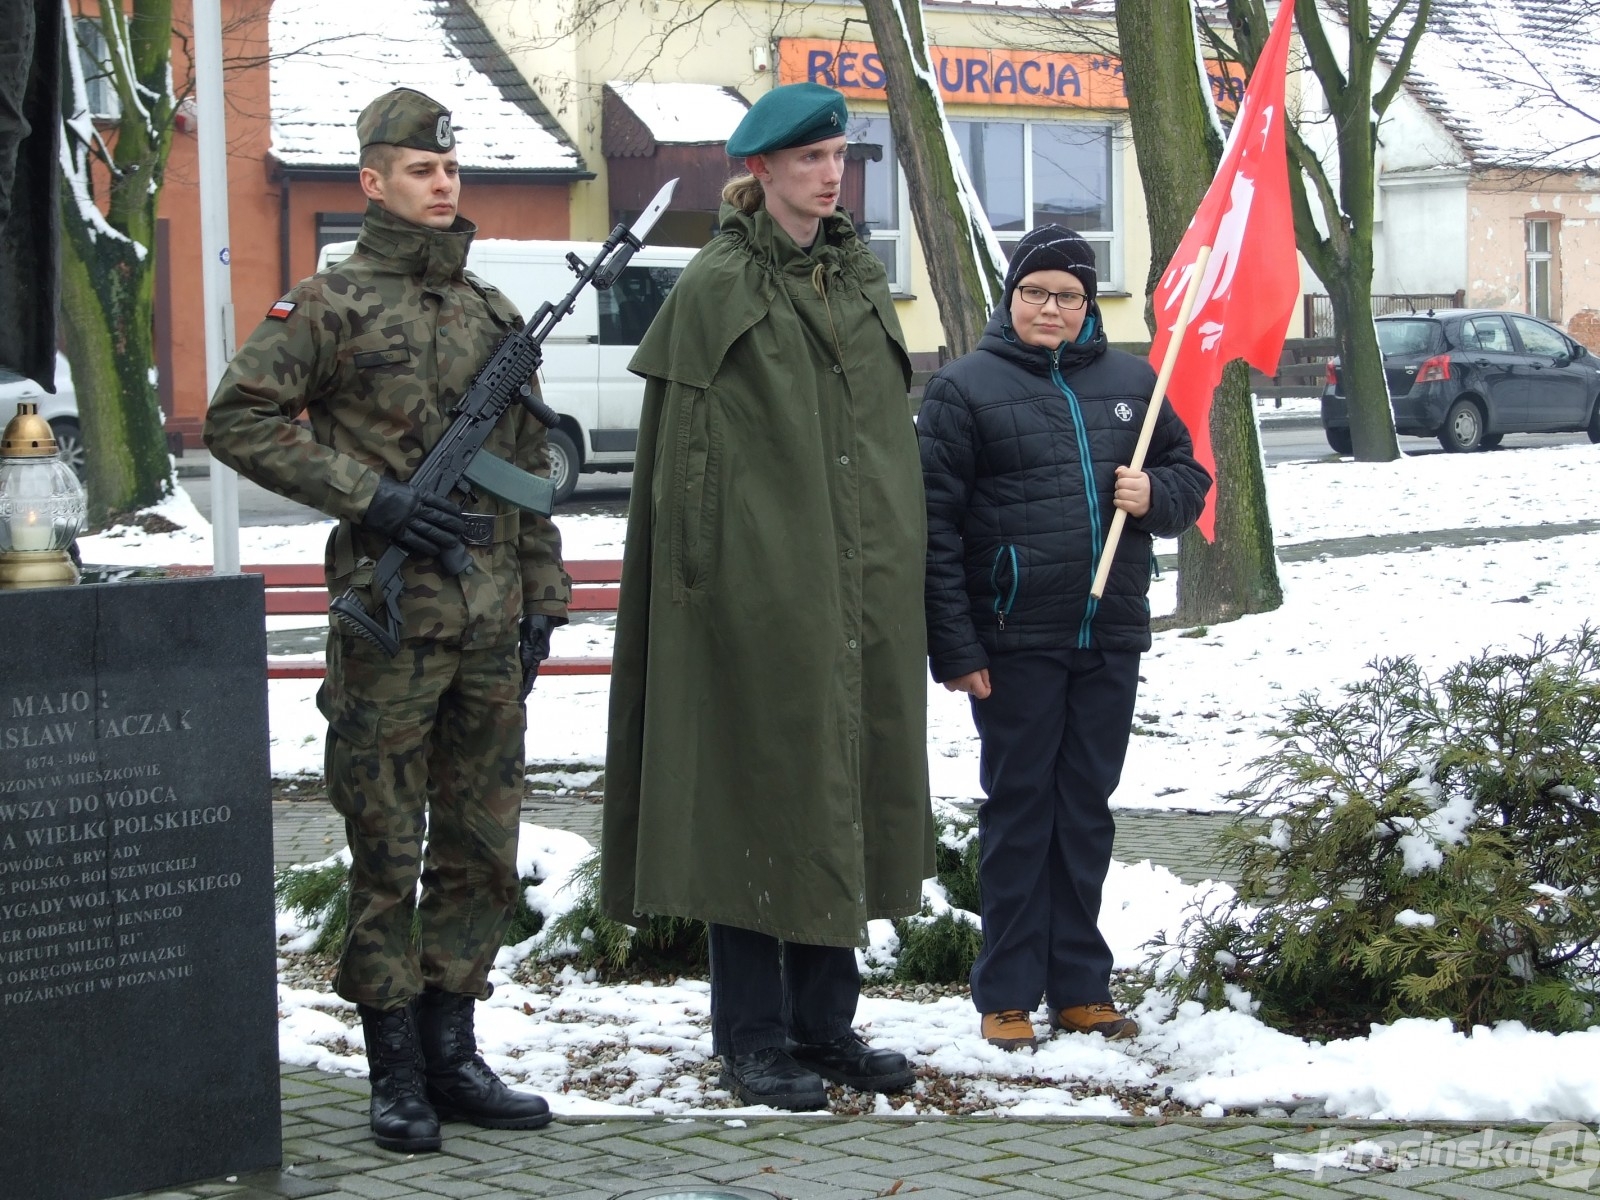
(778, 38), (1246, 110)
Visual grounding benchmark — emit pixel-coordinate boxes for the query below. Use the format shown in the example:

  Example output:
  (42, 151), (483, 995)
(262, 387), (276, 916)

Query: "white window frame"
(849, 116), (913, 295)
(1526, 218), (1553, 320)
(952, 117), (1124, 293)
(74, 18), (120, 121)
(873, 171), (913, 296)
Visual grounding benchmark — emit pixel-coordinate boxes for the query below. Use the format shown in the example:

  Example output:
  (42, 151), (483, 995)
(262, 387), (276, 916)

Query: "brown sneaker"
(981, 1010), (1038, 1051)
(1050, 1003), (1139, 1040)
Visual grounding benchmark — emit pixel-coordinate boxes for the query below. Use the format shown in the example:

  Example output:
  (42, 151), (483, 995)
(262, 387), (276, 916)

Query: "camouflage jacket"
(204, 202), (570, 647)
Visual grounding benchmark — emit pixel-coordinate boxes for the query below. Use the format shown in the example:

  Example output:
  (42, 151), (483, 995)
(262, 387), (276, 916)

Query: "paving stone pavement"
(121, 1065), (1592, 1200)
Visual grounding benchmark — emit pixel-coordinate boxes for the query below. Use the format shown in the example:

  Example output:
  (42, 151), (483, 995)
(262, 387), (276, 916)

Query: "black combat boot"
(414, 987), (552, 1130)
(358, 1002), (442, 1153)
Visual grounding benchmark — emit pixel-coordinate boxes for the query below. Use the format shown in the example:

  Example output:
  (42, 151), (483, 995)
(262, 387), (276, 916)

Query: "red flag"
(1150, 0), (1299, 540)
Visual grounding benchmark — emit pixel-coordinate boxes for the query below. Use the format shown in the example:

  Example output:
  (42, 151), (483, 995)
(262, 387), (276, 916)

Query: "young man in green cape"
(600, 82), (936, 1111)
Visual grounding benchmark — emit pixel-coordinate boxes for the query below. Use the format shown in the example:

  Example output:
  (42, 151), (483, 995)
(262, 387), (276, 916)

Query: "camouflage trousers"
(318, 632), (525, 1009)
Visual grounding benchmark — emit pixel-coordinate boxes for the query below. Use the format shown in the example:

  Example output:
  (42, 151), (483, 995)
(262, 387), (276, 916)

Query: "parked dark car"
(1321, 310), (1600, 454)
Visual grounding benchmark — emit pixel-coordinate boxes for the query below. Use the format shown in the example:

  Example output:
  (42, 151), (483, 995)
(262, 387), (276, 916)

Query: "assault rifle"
(331, 178), (680, 655)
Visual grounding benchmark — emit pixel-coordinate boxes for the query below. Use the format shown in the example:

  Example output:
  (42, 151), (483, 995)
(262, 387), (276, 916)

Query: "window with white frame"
(315, 213), (365, 266)
(951, 118), (1118, 289)
(1526, 218), (1554, 320)
(74, 18), (120, 121)
(847, 114), (911, 294)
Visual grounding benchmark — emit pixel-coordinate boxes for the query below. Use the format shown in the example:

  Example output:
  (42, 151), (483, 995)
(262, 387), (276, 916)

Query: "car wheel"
(49, 418), (85, 479)
(1438, 400), (1484, 452)
(1479, 433), (1504, 449)
(546, 428), (580, 506)
(1324, 426), (1353, 456)
(1588, 402), (1600, 444)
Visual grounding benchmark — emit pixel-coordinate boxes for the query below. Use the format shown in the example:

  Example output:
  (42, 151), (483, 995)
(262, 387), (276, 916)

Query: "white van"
(318, 237), (695, 504)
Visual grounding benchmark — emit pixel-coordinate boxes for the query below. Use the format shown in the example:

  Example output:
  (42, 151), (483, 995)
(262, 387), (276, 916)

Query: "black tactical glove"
(518, 614), (555, 701)
(361, 475), (466, 561)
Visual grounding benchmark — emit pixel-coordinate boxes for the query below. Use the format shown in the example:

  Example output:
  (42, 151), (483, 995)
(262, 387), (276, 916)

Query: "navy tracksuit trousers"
(968, 647), (1141, 1014)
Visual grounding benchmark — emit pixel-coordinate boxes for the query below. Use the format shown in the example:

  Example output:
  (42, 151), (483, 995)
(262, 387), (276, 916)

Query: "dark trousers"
(707, 923), (860, 1056)
(968, 648), (1141, 1014)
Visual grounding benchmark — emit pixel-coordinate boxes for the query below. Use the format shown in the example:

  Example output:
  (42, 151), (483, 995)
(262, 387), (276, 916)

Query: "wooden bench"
(167, 560), (620, 680)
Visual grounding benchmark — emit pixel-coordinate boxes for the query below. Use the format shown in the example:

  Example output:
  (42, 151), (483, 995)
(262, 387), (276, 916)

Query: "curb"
(1257, 412), (1323, 431)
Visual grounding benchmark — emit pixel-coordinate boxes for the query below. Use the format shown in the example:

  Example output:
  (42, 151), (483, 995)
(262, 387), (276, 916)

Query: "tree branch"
(1372, 0), (1432, 117)
(1294, 0), (1348, 99)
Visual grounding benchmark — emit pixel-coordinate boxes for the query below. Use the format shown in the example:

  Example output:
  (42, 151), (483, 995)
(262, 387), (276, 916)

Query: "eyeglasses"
(1015, 285), (1088, 310)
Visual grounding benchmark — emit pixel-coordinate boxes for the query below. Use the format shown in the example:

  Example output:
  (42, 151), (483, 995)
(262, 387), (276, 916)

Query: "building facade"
(471, 0), (1214, 354)
(1303, 0), (1600, 345)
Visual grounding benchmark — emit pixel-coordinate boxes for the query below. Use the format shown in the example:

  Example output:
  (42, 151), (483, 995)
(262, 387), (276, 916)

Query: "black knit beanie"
(1002, 225), (1098, 309)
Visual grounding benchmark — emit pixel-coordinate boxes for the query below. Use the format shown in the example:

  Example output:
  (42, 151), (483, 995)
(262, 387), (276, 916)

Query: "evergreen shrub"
(894, 806), (985, 984)
(1151, 630), (1600, 1032)
(543, 852), (707, 979)
(274, 857), (544, 953)
(274, 859), (350, 955)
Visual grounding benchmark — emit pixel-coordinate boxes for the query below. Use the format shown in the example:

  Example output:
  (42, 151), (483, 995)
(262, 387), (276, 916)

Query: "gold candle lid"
(1, 402), (59, 457)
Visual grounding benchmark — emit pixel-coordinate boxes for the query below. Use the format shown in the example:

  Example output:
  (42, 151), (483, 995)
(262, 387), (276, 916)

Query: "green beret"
(726, 83), (848, 157)
(357, 88), (455, 153)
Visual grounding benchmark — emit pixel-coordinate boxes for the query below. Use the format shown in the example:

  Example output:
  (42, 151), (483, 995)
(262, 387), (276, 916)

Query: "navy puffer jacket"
(918, 308), (1212, 682)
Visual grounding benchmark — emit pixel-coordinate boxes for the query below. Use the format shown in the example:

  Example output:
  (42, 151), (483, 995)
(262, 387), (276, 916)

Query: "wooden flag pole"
(1089, 243), (1214, 600)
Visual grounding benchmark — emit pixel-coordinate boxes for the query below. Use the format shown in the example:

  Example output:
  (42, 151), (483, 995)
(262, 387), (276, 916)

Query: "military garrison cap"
(357, 88), (455, 153)
(726, 83), (848, 157)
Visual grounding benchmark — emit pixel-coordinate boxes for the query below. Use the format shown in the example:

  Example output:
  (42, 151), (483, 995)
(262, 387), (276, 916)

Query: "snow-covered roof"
(604, 82), (749, 146)
(269, 0), (584, 173)
(1378, 0), (1600, 172)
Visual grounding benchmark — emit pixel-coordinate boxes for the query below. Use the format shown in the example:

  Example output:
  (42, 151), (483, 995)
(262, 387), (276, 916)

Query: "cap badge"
(435, 115), (453, 149)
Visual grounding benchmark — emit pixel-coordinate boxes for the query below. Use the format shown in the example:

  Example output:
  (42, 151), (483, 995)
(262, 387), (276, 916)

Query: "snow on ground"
(274, 826), (1600, 1123)
(87, 442), (1600, 1121)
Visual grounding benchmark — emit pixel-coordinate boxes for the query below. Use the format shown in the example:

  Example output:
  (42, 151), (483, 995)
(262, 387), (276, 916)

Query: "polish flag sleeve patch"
(266, 299), (297, 321)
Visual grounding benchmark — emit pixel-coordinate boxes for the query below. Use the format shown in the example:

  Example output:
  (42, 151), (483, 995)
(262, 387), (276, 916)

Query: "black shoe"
(359, 1002), (442, 1153)
(415, 988), (553, 1130)
(789, 1032), (914, 1093)
(720, 1047), (828, 1110)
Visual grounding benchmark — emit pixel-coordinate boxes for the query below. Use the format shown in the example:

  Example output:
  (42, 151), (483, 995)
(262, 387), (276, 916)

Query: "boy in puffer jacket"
(917, 225), (1211, 1050)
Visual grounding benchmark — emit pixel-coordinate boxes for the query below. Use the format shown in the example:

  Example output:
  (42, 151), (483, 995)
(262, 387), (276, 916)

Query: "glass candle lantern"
(0, 401), (87, 588)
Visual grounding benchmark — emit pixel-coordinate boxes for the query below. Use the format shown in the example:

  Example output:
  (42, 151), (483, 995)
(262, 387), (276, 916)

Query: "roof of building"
(1377, 0), (1600, 171)
(269, 0), (585, 174)
(604, 82), (749, 149)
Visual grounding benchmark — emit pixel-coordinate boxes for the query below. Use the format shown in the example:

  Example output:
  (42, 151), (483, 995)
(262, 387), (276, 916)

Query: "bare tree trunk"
(1176, 363), (1283, 622)
(59, 187), (169, 524)
(59, 0), (177, 524)
(1117, 0), (1220, 316)
(1324, 135), (1395, 461)
(857, 0), (1004, 357)
(1118, 0), (1282, 625)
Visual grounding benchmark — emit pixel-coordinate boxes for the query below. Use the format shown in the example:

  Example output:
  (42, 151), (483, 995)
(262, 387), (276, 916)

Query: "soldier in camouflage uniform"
(205, 88), (570, 1154)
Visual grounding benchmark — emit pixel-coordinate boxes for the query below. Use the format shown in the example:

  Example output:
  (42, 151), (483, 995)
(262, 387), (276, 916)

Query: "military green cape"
(600, 204), (935, 947)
